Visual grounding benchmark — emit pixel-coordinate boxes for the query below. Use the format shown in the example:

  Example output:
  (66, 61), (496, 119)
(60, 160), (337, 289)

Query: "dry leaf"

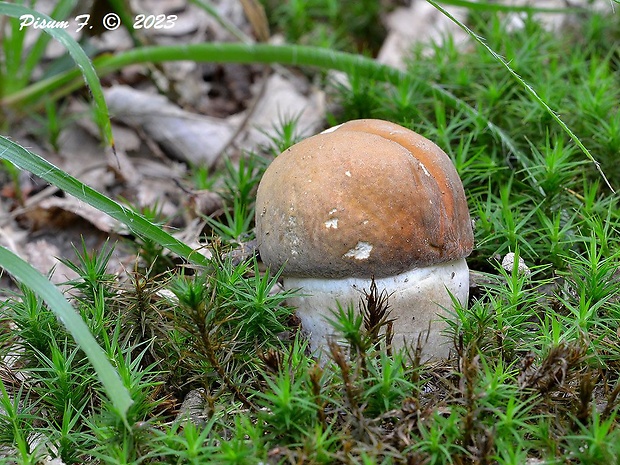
(105, 85), (235, 167)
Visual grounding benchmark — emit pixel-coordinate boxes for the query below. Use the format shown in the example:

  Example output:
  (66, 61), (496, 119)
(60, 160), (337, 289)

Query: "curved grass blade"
(0, 245), (133, 426)
(427, 0), (614, 192)
(21, 0), (77, 85)
(4, 42), (529, 180)
(0, 136), (211, 267)
(94, 43), (537, 192)
(0, 2), (114, 152)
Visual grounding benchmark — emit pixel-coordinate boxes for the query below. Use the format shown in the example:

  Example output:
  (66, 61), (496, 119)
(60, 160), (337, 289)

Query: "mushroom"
(255, 119), (473, 358)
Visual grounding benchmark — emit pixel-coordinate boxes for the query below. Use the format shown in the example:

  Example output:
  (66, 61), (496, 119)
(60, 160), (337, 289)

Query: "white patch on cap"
(419, 161), (431, 177)
(343, 242), (373, 260)
(324, 218), (338, 229)
(329, 208), (338, 215)
(287, 216), (300, 256)
(320, 123), (344, 134)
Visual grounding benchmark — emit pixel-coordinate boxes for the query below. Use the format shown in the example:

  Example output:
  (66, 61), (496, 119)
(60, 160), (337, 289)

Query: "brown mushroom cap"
(255, 119), (474, 279)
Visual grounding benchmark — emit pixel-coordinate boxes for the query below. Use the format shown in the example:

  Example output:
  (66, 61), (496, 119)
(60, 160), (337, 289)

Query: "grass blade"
(0, 2), (114, 152)
(0, 136), (211, 267)
(4, 42), (531, 182)
(21, 0), (77, 83)
(427, 0), (615, 192)
(0, 245), (133, 426)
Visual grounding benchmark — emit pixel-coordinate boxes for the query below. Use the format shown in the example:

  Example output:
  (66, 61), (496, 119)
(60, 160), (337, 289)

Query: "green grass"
(1, 1), (620, 463)
(0, 2), (115, 151)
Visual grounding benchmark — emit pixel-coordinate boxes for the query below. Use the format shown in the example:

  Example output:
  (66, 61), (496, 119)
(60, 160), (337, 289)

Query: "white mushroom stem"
(284, 259), (469, 359)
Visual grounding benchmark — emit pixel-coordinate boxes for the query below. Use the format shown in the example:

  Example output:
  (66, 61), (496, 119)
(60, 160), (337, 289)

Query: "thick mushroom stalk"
(255, 119), (474, 358)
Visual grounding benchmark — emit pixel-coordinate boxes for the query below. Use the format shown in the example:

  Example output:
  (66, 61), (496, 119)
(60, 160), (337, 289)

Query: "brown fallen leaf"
(17, 196), (122, 234)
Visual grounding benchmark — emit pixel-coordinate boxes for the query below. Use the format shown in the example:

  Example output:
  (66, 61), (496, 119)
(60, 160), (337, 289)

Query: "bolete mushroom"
(255, 119), (473, 358)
